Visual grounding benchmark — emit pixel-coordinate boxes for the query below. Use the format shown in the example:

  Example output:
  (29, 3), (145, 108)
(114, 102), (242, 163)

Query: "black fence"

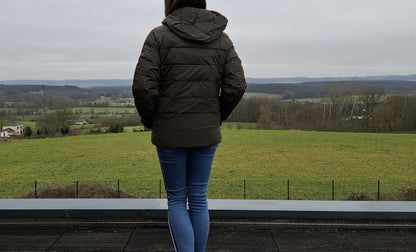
(2, 179), (415, 201)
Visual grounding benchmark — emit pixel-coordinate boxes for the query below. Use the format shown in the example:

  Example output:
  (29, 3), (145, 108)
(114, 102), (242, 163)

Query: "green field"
(1, 130), (415, 200)
(72, 107), (136, 114)
(244, 92), (281, 98)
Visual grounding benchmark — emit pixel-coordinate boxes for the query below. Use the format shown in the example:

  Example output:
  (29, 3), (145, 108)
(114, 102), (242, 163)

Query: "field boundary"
(3, 179), (415, 201)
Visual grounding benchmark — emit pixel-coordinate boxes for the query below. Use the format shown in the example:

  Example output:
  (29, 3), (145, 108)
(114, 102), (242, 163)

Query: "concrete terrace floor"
(1, 219), (416, 251)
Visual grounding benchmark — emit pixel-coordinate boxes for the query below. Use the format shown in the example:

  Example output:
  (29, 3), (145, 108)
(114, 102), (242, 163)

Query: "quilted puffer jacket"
(132, 7), (246, 148)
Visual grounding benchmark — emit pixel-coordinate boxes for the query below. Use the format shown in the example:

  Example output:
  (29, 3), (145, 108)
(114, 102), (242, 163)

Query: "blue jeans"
(156, 144), (218, 252)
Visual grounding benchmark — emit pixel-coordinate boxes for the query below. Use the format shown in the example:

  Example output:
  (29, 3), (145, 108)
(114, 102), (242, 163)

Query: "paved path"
(0, 220), (415, 251)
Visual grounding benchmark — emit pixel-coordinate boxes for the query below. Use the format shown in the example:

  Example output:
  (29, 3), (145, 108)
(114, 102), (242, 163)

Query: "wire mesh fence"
(1, 179), (415, 201)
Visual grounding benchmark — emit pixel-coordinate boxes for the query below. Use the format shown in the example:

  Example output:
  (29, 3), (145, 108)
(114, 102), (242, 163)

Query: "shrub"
(106, 123), (125, 133)
(20, 183), (137, 198)
(396, 187), (416, 201)
(347, 192), (372, 201)
(132, 128), (144, 132)
(89, 128), (104, 134)
(23, 126), (32, 138)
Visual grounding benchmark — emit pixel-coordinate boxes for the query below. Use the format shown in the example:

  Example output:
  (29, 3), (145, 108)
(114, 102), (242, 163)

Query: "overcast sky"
(1, 0), (415, 80)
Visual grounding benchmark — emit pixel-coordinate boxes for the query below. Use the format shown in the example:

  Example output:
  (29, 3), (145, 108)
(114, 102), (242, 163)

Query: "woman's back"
(133, 7), (246, 148)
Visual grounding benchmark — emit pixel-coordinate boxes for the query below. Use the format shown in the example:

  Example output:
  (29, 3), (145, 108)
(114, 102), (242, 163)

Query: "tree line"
(228, 84), (416, 133)
(0, 84), (132, 110)
(2, 82), (416, 137)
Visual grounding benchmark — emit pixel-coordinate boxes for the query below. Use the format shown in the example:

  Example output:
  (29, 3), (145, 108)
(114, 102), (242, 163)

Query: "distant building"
(1, 121), (23, 136)
(0, 129), (11, 137)
(73, 120), (89, 125)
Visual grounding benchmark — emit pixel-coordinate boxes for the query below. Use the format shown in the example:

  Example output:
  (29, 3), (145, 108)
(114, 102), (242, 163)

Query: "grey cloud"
(0, 0), (415, 79)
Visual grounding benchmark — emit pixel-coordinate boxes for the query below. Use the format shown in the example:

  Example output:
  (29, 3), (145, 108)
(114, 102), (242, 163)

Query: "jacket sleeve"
(132, 30), (160, 128)
(220, 45), (247, 121)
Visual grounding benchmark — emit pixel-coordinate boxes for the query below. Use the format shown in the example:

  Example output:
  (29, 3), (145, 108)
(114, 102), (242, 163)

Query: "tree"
(107, 123), (125, 133)
(36, 108), (76, 136)
(358, 87), (385, 132)
(0, 110), (16, 130)
(228, 97), (269, 123)
(374, 95), (416, 132)
(321, 83), (359, 131)
(23, 126), (32, 138)
(98, 116), (126, 133)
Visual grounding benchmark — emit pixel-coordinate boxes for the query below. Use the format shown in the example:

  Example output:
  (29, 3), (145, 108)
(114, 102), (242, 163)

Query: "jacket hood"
(162, 7), (228, 43)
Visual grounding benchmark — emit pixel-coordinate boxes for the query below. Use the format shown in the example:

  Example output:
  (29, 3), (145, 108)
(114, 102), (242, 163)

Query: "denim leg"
(157, 147), (194, 252)
(187, 144), (218, 252)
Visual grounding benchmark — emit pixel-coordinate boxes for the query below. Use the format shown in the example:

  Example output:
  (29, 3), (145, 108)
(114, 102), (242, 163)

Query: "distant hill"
(1, 74), (416, 87)
(246, 80), (416, 100)
(0, 84), (131, 101)
(0, 79), (132, 87)
(1, 75), (416, 101)
(246, 74), (416, 84)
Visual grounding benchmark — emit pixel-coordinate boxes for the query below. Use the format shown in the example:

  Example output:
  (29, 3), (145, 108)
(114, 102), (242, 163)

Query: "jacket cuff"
(141, 118), (153, 129)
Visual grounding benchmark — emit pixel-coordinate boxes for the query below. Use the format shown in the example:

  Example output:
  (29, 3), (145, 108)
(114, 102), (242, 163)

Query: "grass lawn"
(72, 107), (136, 114)
(1, 130), (415, 200)
(244, 92), (281, 98)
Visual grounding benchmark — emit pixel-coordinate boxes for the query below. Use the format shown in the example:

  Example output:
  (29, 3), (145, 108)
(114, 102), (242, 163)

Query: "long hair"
(165, 0), (207, 17)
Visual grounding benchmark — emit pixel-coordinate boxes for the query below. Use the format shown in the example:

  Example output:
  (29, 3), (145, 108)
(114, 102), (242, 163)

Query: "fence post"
(287, 180), (290, 200)
(117, 180), (120, 198)
(159, 179), (162, 199)
(377, 180), (380, 201)
(332, 180), (335, 201)
(243, 179), (246, 200)
(34, 180), (37, 199)
(76, 180), (79, 198)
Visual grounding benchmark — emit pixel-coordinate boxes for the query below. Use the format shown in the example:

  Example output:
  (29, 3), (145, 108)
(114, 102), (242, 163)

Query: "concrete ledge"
(0, 199), (415, 220)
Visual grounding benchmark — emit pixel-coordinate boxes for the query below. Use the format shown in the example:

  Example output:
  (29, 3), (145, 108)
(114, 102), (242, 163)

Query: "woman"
(132, 0), (246, 251)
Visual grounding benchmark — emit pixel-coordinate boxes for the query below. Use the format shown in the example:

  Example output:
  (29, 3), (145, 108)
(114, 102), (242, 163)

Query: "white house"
(0, 128), (15, 137)
(0, 129), (10, 137)
(1, 121), (23, 136)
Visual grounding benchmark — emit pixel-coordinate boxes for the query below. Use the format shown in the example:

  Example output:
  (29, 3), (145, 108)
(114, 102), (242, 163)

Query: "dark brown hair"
(165, 0), (207, 17)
